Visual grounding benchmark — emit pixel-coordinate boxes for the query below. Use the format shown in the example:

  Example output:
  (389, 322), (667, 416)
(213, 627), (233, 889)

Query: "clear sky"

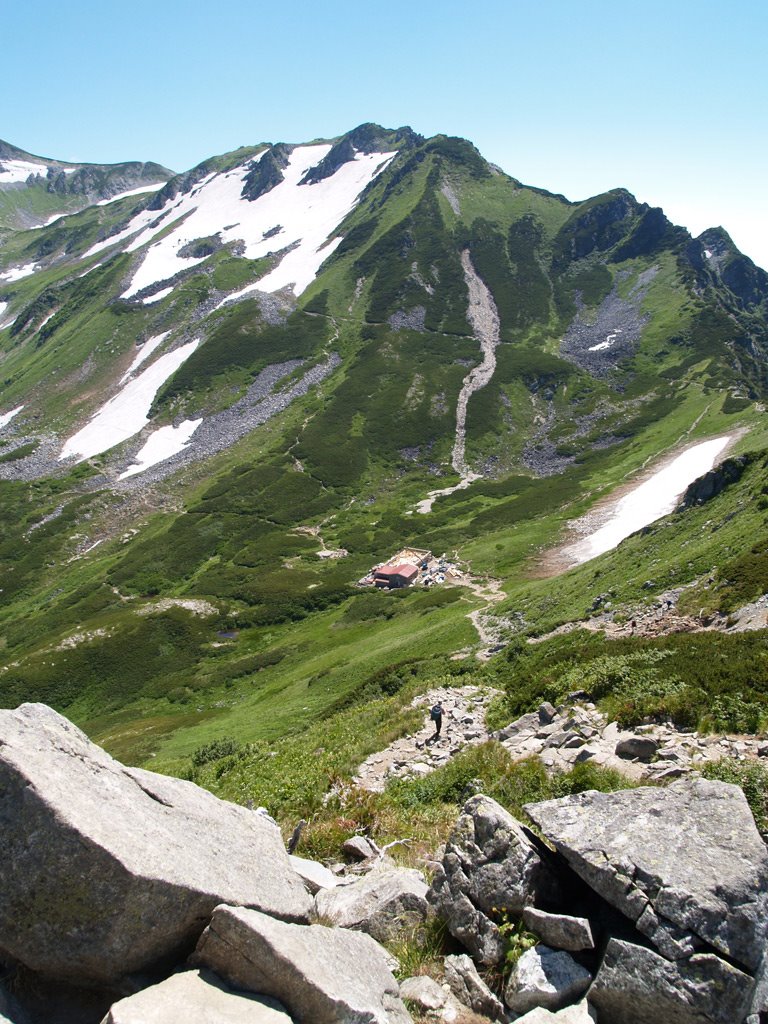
(3, 0), (766, 268)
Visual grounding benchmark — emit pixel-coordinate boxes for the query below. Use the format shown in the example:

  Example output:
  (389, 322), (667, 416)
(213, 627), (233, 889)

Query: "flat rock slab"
(522, 909), (594, 952)
(588, 937), (753, 1024)
(194, 905), (412, 1024)
(525, 779), (768, 970)
(0, 704), (312, 987)
(101, 969), (291, 1023)
(427, 794), (558, 965)
(288, 855), (338, 895)
(315, 865), (428, 943)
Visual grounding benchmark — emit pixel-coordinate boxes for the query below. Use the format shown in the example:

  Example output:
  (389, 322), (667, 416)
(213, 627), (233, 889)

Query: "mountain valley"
(1, 121), (768, 822)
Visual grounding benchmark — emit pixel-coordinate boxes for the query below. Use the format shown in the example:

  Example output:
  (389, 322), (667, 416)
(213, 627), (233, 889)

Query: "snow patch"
(141, 286), (174, 305)
(564, 436), (732, 564)
(119, 331), (170, 383)
(58, 339), (200, 461)
(37, 311), (57, 331)
(119, 418), (202, 479)
(704, 249), (713, 258)
(0, 159), (47, 184)
(0, 406), (24, 429)
(0, 301), (7, 319)
(96, 182), (166, 205)
(106, 144), (395, 301)
(0, 262), (40, 282)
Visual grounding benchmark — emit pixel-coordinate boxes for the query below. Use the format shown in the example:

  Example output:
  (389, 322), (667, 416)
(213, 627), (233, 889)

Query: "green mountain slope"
(1, 123), (767, 792)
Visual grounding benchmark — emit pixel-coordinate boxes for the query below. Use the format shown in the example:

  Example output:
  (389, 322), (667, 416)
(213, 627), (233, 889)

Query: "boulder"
(427, 795), (558, 965)
(289, 855), (339, 895)
(0, 704), (312, 988)
(525, 779), (768, 971)
(443, 953), (507, 1020)
(194, 904), (411, 1024)
(399, 976), (447, 1011)
(615, 737), (659, 761)
(588, 937), (753, 1024)
(504, 946), (591, 1015)
(101, 969), (291, 1023)
(522, 909), (594, 952)
(315, 865), (429, 942)
(513, 1001), (596, 1022)
(342, 836), (379, 860)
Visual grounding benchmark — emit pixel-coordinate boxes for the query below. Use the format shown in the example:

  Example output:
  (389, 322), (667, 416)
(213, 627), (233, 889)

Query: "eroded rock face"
(315, 865), (429, 943)
(194, 905), (412, 1024)
(588, 938), (753, 1024)
(0, 704), (312, 988)
(101, 969), (291, 1023)
(525, 778), (768, 972)
(427, 794), (559, 964)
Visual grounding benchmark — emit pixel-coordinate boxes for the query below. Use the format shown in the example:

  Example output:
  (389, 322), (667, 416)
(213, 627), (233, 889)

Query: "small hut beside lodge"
(373, 563), (419, 589)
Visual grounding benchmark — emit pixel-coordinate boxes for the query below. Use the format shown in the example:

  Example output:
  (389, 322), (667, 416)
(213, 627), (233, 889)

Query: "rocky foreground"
(1, 703), (767, 1023)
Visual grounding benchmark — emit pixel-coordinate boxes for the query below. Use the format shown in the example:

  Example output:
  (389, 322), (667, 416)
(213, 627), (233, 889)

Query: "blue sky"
(3, 0), (766, 267)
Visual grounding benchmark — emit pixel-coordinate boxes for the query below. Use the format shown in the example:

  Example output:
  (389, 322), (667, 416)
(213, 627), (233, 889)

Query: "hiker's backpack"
(430, 704), (442, 721)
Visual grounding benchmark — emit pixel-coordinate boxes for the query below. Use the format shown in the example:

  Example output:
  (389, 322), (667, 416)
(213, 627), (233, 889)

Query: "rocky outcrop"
(588, 938), (753, 1024)
(194, 904), (411, 1024)
(525, 779), (768, 971)
(0, 703), (311, 988)
(521, 910), (594, 953)
(427, 794), (559, 965)
(101, 969), (292, 1023)
(315, 865), (429, 942)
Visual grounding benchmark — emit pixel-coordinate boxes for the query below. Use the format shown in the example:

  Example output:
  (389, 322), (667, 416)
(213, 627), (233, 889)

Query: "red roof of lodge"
(374, 563), (419, 580)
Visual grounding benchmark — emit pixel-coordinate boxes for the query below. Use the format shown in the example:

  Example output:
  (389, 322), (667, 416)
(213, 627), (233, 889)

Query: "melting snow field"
(59, 339), (199, 461)
(0, 263), (40, 283)
(564, 436), (732, 565)
(103, 144), (395, 300)
(119, 419), (202, 479)
(0, 159), (47, 184)
(0, 406), (24, 429)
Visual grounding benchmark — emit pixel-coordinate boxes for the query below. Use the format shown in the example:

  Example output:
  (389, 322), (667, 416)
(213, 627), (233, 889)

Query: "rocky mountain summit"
(2, 702), (767, 1024)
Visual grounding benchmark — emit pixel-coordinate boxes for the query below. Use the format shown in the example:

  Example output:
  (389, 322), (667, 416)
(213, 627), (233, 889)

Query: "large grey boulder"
(504, 946), (591, 1015)
(289, 855), (339, 895)
(525, 779), (768, 970)
(398, 976), (447, 1011)
(443, 953), (507, 1020)
(588, 937), (753, 1024)
(522, 909), (594, 952)
(315, 865), (429, 942)
(427, 795), (558, 965)
(101, 969), (291, 1023)
(0, 704), (312, 988)
(194, 904), (412, 1024)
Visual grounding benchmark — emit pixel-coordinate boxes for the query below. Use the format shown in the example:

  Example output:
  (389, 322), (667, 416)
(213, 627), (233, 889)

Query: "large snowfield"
(106, 144), (395, 299)
(565, 436), (732, 564)
(0, 159), (48, 184)
(58, 339), (200, 461)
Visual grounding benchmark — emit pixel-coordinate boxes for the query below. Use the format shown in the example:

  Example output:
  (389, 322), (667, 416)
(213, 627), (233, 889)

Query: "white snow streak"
(119, 419), (202, 479)
(96, 182), (166, 205)
(119, 332), (170, 383)
(0, 406), (24, 429)
(141, 286), (174, 305)
(107, 144), (394, 300)
(58, 339), (200, 461)
(589, 329), (622, 353)
(0, 301), (7, 319)
(564, 436), (732, 565)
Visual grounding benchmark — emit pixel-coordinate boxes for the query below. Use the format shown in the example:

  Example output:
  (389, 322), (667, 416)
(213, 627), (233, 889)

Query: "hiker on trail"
(427, 702), (443, 743)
